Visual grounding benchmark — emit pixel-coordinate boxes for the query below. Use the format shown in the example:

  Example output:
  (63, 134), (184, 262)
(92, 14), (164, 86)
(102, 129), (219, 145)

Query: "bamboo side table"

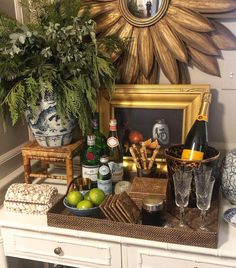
(21, 139), (84, 186)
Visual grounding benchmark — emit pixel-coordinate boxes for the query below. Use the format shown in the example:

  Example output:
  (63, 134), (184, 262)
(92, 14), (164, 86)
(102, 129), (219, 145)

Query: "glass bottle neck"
(197, 93), (211, 121)
(109, 126), (117, 132)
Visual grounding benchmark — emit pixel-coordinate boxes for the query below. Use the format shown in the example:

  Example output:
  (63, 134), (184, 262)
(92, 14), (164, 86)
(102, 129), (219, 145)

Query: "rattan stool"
(21, 139), (84, 186)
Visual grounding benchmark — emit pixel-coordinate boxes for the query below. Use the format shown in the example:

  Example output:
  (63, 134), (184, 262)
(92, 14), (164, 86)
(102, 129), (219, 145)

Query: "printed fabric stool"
(21, 139), (84, 186)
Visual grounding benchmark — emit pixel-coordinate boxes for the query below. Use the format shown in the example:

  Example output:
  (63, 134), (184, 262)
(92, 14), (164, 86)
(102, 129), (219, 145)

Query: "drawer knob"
(54, 247), (62, 255)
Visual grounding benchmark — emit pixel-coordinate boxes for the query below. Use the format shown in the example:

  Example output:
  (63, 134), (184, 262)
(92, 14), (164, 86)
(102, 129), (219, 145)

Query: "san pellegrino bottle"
(107, 118), (123, 182)
(181, 93), (211, 161)
(97, 155), (112, 195)
(92, 112), (108, 156)
(82, 135), (100, 183)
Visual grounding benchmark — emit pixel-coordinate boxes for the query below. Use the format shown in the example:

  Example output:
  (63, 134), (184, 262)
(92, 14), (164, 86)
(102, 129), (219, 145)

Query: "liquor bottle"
(97, 155), (112, 195)
(107, 118), (124, 182)
(181, 93), (211, 161)
(92, 112), (108, 156)
(82, 135), (100, 183)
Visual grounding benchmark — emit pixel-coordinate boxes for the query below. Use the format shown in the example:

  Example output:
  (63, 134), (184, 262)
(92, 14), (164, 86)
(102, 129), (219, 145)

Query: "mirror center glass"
(127, 0), (162, 18)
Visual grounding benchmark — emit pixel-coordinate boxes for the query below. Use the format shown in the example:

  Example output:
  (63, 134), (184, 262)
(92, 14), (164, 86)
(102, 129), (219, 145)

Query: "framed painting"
(98, 84), (211, 175)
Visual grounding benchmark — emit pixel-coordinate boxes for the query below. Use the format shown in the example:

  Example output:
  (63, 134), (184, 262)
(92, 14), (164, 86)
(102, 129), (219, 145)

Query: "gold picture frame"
(98, 84), (210, 176)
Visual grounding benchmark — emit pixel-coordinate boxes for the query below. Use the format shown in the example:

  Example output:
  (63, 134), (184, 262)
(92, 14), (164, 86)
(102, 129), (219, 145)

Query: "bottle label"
(197, 115), (208, 121)
(107, 137), (119, 148)
(97, 179), (112, 195)
(108, 162), (123, 182)
(86, 152), (95, 160)
(99, 165), (110, 176)
(181, 149), (204, 161)
(82, 165), (99, 181)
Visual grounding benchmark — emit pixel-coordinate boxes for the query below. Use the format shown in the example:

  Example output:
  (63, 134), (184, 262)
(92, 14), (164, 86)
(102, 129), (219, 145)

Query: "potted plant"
(0, 0), (123, 147)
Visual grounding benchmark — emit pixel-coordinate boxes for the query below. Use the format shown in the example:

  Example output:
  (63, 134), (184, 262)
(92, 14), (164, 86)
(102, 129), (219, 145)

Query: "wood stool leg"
(41, 161), (49, 174)
(23, 156), (31, 184)
(66, 158), (73, 187)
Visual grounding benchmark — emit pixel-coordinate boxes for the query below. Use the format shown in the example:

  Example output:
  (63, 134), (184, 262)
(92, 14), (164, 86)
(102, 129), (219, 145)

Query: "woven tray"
(47, 194), (220, 248)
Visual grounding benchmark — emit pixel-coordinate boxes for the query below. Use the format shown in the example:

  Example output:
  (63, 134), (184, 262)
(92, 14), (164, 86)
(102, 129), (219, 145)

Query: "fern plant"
(0, 0), (124, 134)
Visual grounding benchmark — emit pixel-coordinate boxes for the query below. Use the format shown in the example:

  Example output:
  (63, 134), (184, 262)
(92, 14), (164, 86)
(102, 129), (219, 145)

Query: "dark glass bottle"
(92, 112), (108, 156)
(82, 135), (99, 184)
(107, 118), (123, 183)
(97, 155), (112, 195)
(181, 93), (211, 161)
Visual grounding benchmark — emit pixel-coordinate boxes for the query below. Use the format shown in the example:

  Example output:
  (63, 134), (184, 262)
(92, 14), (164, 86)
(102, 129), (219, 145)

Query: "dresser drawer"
(123, 245), (236, 268)
(2, 227), (121, 268)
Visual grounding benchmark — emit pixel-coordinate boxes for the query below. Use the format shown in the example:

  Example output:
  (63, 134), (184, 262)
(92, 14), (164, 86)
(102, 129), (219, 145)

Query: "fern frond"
(5, 81), (26, 125)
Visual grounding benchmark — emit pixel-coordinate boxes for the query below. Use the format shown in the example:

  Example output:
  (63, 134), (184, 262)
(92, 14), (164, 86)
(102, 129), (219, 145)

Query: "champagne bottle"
(82, 135), (100, 183)
(181, 93), (211, 161)
(92, 112), (108, 156)
(107, 118), (123, 182)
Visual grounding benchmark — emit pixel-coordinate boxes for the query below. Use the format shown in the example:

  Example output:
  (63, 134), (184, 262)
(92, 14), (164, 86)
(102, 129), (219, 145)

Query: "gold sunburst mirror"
(82, 0), (236, 84)
(120, 0), (170, 27)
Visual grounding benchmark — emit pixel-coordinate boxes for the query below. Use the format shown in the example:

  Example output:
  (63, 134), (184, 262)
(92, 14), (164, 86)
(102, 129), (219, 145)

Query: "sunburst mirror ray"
(81, 0), (236, 84)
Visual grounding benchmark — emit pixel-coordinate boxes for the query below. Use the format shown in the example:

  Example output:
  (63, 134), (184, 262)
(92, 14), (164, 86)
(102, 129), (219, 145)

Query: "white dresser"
(0, 197), (236, 268)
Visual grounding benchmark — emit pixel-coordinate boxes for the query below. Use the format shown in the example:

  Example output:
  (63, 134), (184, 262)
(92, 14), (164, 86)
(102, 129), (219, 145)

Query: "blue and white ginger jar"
(25, 93), (75, 147)
(221, 149), (236, 204)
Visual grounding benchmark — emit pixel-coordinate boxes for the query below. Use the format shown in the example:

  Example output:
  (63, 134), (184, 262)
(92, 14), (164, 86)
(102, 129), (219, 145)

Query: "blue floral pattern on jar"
(221, 150), (236, 204)
(25, 93), (75, 147)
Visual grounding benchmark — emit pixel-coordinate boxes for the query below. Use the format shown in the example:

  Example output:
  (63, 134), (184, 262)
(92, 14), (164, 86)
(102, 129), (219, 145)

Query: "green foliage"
(0, 0), (124, 134)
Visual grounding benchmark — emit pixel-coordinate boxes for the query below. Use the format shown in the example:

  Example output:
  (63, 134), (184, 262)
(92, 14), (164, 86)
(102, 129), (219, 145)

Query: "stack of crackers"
(100, 191), (140, 223)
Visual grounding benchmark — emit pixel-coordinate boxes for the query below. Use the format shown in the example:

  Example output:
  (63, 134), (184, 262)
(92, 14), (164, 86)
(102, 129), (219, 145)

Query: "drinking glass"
(173, 167), (193, 228)
(194, 166), (215, 231)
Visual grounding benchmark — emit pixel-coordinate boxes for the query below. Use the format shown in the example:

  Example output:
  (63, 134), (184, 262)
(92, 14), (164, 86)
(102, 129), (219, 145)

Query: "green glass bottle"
(181, 93), (211, 160)
(92, 113), (109, 156)
(82, 135), (100, 183)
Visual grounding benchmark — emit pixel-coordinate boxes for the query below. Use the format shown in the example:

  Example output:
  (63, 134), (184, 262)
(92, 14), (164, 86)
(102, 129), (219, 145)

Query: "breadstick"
(129, 147), (141, 169)
(140, 142), (147, 159)
(148, 146), (160, 169)
(140, 147), (147, 169)
(132, 144), (141, 159)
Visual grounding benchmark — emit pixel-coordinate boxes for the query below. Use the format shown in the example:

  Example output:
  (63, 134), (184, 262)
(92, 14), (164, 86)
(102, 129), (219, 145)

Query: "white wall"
(159, 21), (236, 155)
(0, 0), (29, 180)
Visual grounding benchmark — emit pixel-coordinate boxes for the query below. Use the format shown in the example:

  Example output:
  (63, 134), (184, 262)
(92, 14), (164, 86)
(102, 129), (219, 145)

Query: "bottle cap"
(109, 118), (117, 127)
(142, 195), (164, 212)
(87, 135), (95, 146)
(100, 155), (109, 163)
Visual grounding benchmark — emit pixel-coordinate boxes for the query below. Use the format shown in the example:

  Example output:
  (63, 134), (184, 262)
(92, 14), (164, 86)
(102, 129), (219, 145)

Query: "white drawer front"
(123, 245), (236, 268)
(2, 228), (121, 268)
